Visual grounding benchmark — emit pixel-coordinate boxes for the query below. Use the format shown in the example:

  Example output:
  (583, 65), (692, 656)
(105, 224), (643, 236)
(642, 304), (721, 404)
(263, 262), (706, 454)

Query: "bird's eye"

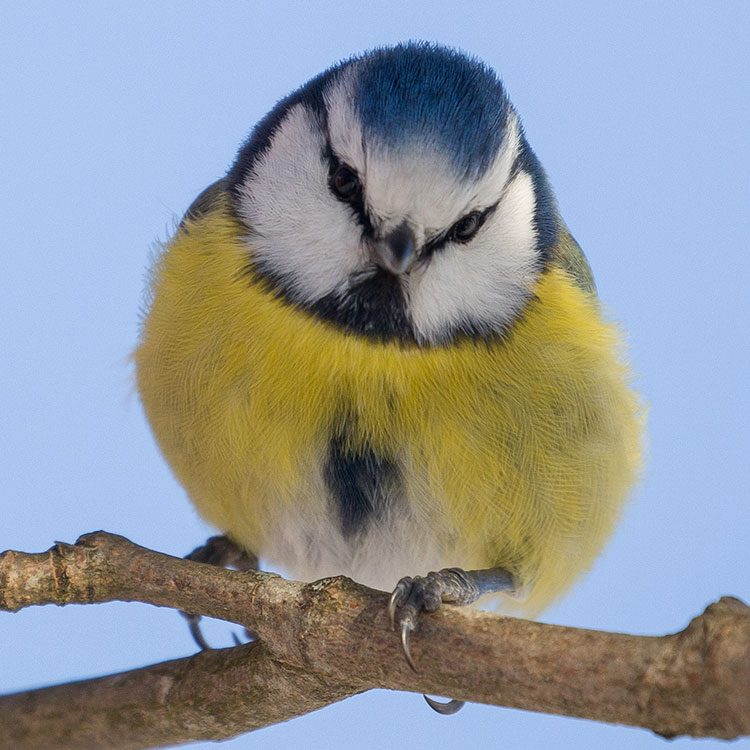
(330, 165), (361, 202)
(450, 211), (484, 243)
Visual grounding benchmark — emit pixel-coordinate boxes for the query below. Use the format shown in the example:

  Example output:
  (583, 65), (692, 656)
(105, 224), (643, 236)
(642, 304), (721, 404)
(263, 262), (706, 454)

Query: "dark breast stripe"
(323, 421), (402, 538)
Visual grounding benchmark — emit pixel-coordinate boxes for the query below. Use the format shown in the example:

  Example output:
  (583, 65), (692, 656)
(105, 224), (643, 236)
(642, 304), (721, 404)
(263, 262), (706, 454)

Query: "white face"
(234, 68), (543, 345)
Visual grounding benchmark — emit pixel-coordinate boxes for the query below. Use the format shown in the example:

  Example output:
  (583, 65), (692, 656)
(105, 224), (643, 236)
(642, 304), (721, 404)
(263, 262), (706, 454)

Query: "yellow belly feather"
(136, 205), (642, 614)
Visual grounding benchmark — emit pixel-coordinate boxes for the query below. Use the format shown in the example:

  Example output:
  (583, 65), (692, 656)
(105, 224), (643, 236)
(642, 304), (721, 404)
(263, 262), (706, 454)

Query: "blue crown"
(356, 43), (511, 179)
(230, 43), (513, 186)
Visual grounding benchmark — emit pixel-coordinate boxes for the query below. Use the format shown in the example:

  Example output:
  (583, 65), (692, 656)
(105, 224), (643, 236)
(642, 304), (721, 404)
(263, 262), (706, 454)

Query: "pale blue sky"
(1, 3), (748, 749)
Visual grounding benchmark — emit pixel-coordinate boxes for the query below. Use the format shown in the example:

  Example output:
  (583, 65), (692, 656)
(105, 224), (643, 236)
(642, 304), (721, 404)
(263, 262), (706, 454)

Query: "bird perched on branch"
(135, 42), (642, 712)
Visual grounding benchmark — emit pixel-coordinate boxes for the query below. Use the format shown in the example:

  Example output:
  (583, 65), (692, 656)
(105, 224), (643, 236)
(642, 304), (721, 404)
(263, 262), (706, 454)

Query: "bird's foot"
(388, 566), (516, 714)
(388, 568), (481, 670)
(181, 535), (258, 650)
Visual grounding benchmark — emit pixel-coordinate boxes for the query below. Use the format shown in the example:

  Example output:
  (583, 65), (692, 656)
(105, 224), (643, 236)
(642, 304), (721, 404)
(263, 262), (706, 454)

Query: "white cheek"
(235, 104), (362, 302)
(409, 170), (539, 342)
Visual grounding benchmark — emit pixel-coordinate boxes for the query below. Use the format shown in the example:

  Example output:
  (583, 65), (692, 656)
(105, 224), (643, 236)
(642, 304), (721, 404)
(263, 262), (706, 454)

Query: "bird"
(135, 42), (643, 713)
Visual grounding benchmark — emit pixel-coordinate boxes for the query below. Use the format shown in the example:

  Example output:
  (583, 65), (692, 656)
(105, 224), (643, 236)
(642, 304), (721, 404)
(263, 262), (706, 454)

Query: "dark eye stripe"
(324, 143), (374, 237)
(450, 211), (483, 242)
(331, 166), (360, 199)
(423, 202), (498, 258)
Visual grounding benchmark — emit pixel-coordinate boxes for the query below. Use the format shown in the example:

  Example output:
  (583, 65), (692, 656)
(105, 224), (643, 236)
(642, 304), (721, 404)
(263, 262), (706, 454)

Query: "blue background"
(2, 3), (748, 748)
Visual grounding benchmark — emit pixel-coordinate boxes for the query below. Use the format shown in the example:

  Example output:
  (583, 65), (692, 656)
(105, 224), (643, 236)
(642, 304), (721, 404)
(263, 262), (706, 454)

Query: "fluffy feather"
(135, 198), (642, 614)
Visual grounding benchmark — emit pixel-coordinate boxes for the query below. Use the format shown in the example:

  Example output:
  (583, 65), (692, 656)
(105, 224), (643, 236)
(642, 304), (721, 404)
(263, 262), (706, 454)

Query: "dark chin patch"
(244, 259), (516, 346)
(310, 267), (415, 342)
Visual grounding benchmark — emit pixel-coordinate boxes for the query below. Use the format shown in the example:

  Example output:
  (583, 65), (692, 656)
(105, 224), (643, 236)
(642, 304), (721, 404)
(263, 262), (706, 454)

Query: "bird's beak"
(371, 222), (417, 275)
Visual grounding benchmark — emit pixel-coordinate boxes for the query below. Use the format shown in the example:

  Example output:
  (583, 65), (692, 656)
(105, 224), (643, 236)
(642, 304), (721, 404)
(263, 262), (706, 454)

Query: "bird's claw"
(180, 536), (259, 651)
(388, 568), (486, 714)
(183, 610), (255, 651)
(423, 696), (466, 715)
(400, 618), (417, 672)
(388, 571), (448, 671)
(391, 578), (423, 672)
(388, 577), (413, 630)
(183, 611), (211, 651)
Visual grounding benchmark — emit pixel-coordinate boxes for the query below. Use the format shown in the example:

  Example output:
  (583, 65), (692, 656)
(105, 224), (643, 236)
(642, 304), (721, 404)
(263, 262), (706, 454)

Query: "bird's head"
(228, 43), (558, 345)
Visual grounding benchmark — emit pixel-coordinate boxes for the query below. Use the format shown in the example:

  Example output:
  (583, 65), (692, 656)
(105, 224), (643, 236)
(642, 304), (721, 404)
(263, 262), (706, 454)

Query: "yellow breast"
(136, 205), (643, 614)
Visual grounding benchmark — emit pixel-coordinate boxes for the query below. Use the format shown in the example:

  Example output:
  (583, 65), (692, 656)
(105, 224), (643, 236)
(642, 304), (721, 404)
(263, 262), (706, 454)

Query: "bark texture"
(1, 532), (748, 749)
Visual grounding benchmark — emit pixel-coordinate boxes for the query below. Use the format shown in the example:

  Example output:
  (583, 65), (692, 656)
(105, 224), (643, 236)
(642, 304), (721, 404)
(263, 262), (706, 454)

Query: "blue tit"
(135, 42), (643, 701)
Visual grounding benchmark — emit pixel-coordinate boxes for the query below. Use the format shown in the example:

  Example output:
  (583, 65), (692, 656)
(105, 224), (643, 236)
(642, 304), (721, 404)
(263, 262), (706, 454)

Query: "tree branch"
(1, 532), (748, 748)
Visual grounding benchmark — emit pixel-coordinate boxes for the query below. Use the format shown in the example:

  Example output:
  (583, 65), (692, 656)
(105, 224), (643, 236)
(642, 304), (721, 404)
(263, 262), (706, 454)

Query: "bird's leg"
(181, 535), (259, 650)
(388, 566), (517, 714)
